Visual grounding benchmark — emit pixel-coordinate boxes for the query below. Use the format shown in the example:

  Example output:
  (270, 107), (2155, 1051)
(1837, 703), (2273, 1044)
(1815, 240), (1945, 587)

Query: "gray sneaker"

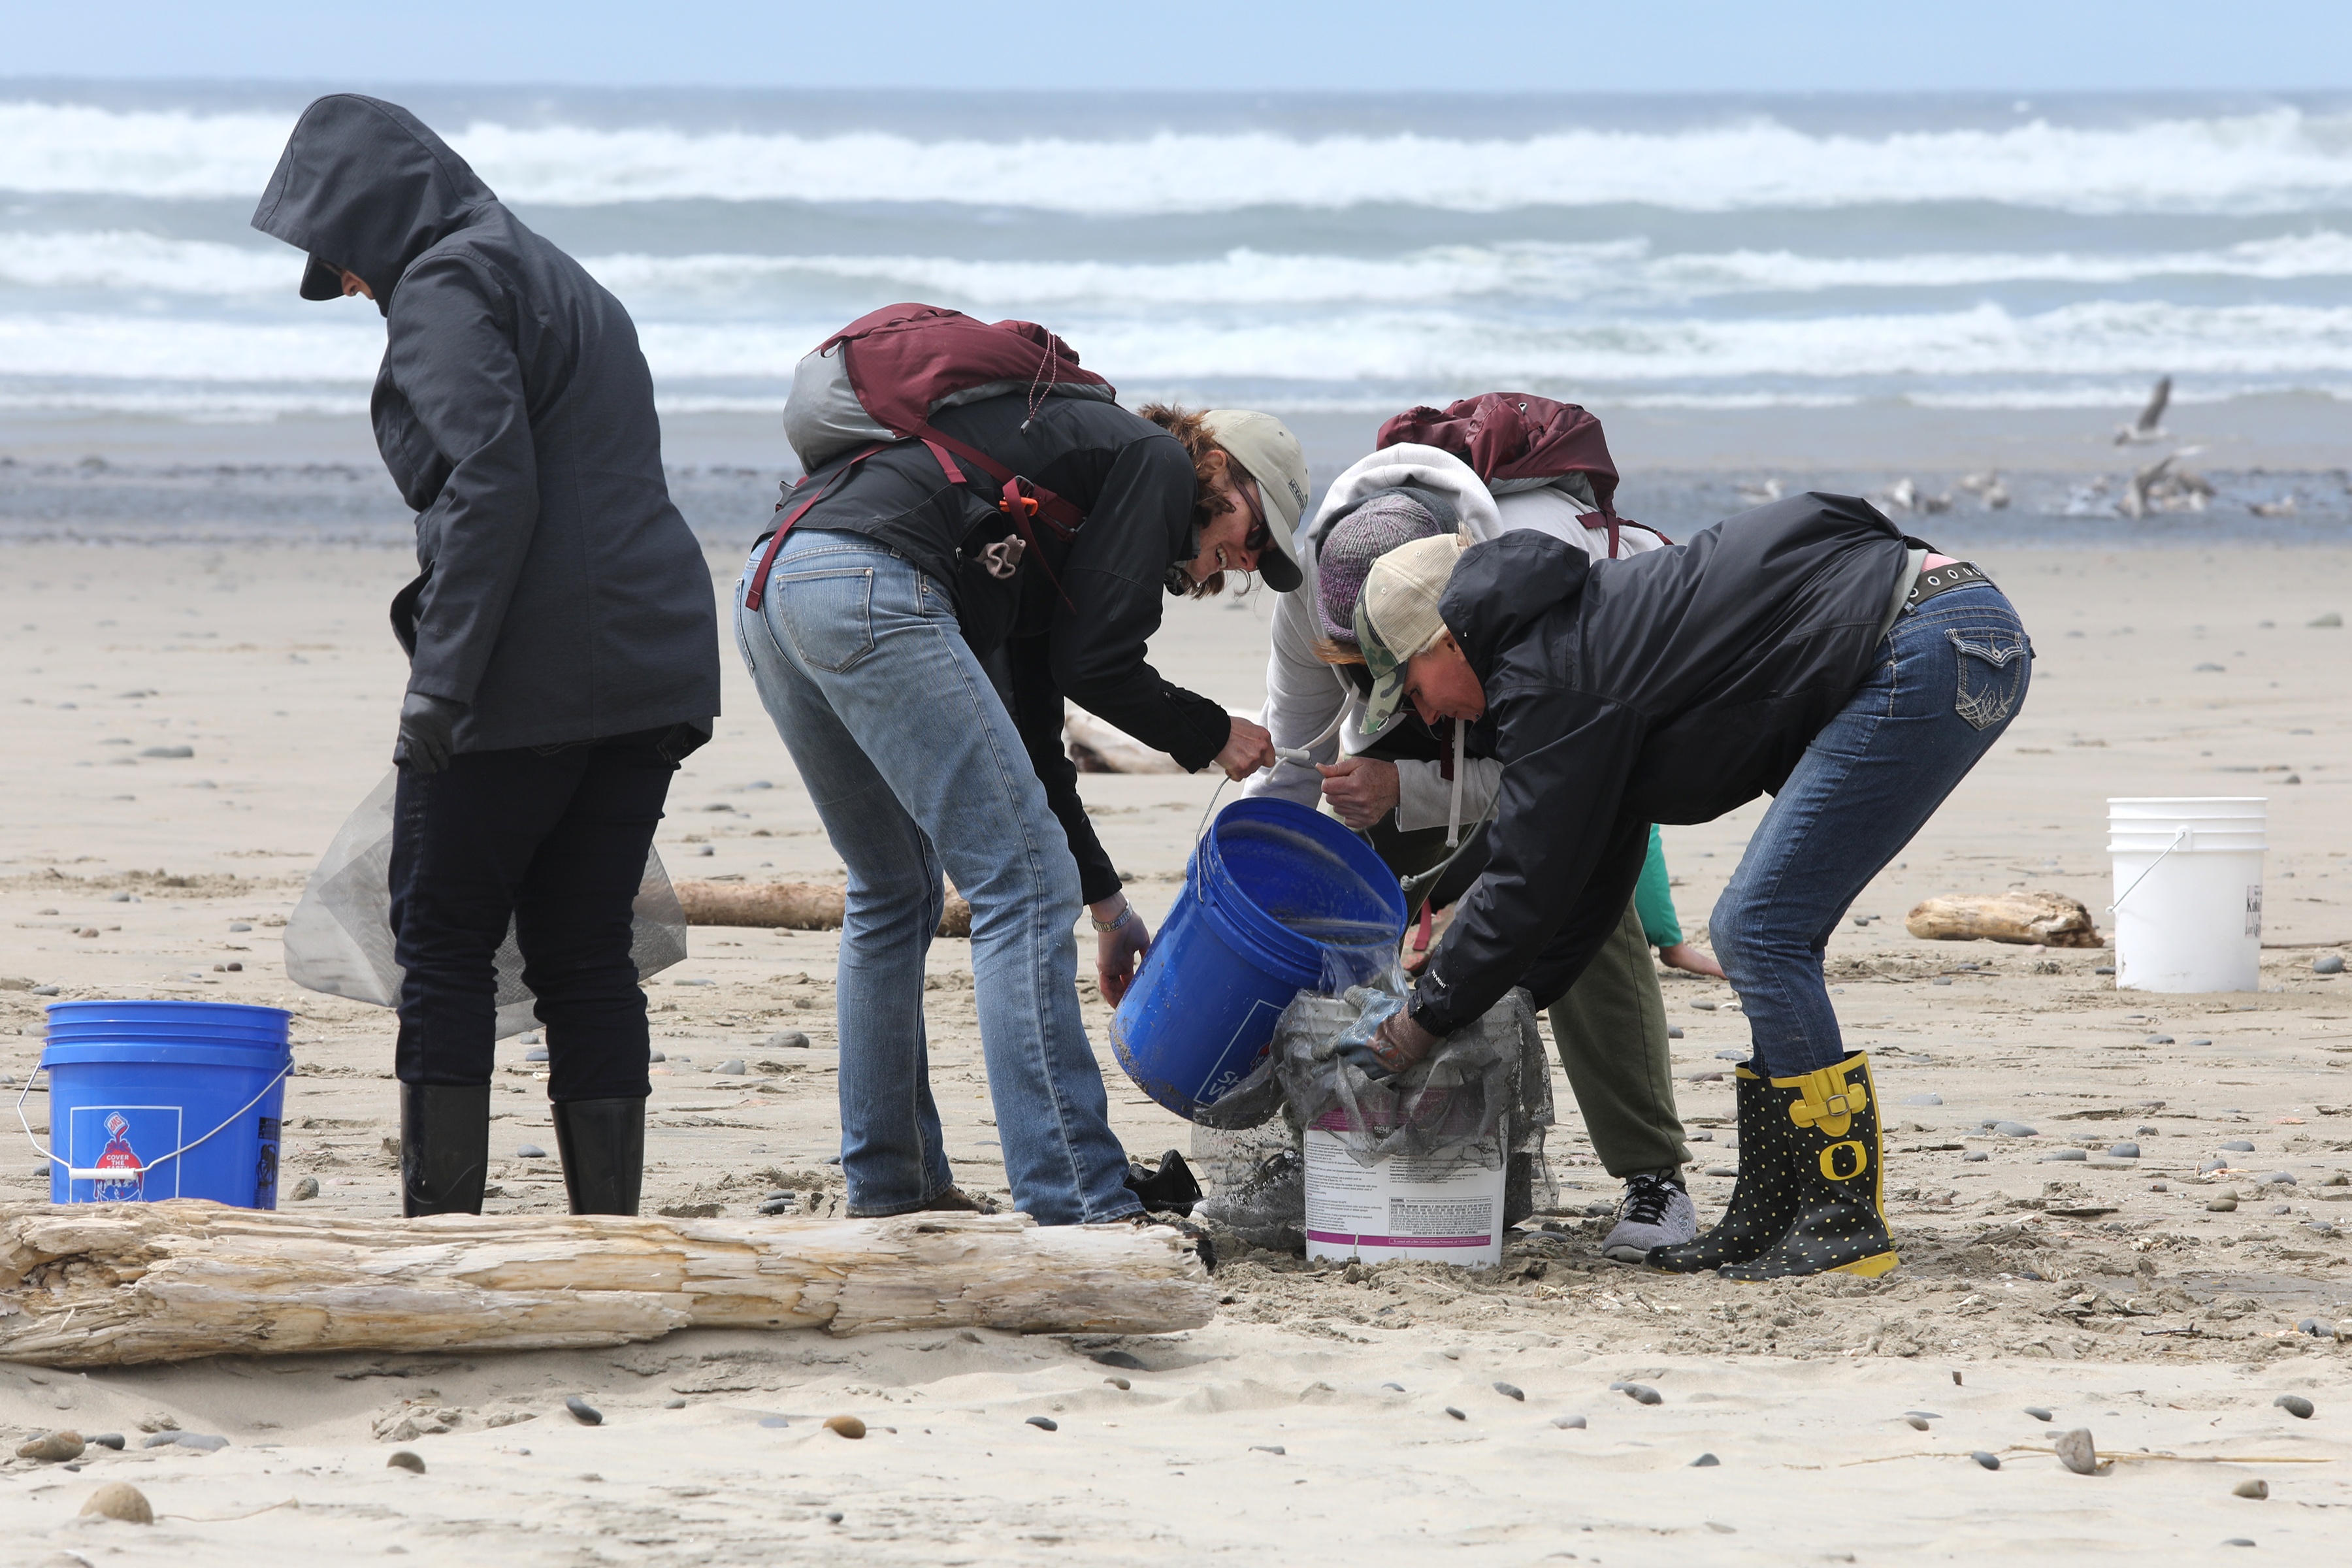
(1600, 1171), (1697, 1262)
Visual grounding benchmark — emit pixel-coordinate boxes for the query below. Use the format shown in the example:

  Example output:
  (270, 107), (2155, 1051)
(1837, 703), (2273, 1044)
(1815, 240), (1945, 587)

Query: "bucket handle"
(14, 1060), (292, 1184)
(1187, 776), (1233, 909)
(2108, 825), (2190, 915)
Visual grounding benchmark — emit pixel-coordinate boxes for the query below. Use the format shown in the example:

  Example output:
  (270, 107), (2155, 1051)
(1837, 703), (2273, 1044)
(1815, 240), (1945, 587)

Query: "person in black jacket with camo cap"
(253, 94), (721, 1220)
(1343, 494), (2030, 1279)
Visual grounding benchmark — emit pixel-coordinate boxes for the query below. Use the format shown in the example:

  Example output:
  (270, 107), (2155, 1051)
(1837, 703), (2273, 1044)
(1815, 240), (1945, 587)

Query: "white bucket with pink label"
(1303, 1106), (1507, 1269)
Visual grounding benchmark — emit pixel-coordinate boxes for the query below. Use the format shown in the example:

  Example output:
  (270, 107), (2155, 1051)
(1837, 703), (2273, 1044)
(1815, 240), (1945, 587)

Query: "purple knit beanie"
(1315, 491), (1444, 644)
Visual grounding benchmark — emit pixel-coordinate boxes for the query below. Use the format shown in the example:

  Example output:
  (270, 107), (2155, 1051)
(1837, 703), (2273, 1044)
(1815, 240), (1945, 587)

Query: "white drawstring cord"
(1445, 720), (1467, 847)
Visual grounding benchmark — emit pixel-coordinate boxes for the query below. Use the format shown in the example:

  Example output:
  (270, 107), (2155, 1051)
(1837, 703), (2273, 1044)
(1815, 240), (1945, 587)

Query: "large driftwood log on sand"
(1066, 709), (1186, 775)
(676, 880), (972, 939)
(1904, 890), (2104, 947)
(0, 1203), (1213, 1369)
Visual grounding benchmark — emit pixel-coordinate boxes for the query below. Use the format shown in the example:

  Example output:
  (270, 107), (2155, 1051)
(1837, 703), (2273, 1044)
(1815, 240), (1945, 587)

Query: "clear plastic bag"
(281, 768), (689, 1038)
(1273, 970), (1554, 1179)
(1190, 1117), (1305, 1252)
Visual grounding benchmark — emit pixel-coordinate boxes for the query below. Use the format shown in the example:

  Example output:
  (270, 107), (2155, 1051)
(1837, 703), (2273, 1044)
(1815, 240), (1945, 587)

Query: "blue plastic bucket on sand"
(1112, 797), (1406, 1119)
(29, 1001), (292, 1209)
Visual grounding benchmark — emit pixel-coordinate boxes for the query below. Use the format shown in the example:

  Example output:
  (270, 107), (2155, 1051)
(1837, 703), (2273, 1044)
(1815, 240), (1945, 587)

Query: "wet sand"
(1, 536), (2348, 1562)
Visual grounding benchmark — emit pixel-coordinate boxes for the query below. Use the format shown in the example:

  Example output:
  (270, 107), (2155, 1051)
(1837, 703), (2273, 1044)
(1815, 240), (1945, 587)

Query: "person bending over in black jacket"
(253, 95), (721, 1218)
(1343, 496), (2029, 1280)
(735, 391), (1309, 1224)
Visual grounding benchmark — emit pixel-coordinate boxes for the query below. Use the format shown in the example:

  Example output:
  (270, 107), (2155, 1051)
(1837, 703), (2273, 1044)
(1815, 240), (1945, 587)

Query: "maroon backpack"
(1378, 392), (1662, 557)
(745, 303), (1119, 611)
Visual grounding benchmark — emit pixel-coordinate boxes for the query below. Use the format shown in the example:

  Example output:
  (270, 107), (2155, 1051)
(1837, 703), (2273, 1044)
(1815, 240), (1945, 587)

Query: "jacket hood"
(250, 95), (495, 316)
(1304, 444), (1503, 544)
(1441, 531), (1590, 688)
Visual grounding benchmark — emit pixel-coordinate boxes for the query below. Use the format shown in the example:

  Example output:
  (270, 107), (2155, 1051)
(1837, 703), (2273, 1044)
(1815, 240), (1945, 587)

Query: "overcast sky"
(7, 1), (2350, 94)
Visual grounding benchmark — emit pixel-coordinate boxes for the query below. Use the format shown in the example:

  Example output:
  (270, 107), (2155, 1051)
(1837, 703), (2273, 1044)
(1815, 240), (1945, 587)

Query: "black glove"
(394, 692), (465, 775)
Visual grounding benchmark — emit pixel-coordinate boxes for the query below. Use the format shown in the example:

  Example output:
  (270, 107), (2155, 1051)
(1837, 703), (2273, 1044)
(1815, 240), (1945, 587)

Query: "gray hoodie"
(252, 94), (719, 751)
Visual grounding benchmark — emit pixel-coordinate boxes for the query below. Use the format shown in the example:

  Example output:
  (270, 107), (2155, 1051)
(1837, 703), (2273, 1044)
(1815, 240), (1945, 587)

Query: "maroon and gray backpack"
(745, 303), (1119, 610)
(1377, 392), (1663, 557)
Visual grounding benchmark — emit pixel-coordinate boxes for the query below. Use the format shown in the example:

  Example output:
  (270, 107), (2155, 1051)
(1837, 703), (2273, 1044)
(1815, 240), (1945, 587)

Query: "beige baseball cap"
(1200, 408), (1309, 592)
(1354, 532), (1465, 728)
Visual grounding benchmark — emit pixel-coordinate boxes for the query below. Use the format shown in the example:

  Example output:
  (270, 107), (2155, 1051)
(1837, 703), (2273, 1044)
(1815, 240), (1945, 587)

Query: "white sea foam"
(7, 101), (2352, 214)
(18, 231), (2352, 312)
(12, 299), (2352, 393)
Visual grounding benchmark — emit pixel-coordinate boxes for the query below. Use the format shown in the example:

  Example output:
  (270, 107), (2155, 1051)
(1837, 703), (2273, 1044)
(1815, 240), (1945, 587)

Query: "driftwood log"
(1066, 709), (1186, 775)
(1904, 890), (2104, 947)
(676, 879), (972, 939)
(0, 1203), (1213, 1369)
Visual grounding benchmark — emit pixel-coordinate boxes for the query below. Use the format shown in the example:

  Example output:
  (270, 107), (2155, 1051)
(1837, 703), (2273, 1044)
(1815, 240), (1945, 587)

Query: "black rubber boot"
(1646, 1067), (1789, 1273)
(551, 1096), (646, 1216)
(1719, 1051), (1897, 1281)
(400, 1083), (490, 1217)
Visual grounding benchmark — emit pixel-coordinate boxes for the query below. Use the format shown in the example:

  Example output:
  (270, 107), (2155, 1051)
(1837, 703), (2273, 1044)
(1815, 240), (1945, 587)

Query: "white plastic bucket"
(1302, 1110), (1506, 1268)
(2107, 797), (2266, 992)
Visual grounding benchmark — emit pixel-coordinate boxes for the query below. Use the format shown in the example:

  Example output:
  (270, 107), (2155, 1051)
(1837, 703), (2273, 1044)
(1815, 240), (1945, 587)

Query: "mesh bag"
(282, 769), (689, 1038)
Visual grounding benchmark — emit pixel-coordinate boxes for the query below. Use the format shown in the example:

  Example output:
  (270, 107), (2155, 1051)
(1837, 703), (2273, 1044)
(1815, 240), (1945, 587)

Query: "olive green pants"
(1369, 815), (1690, 1178)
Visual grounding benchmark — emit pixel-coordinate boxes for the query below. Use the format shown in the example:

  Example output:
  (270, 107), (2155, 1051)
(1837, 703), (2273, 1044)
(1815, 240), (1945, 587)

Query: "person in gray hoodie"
(252, 95), (721, 1219)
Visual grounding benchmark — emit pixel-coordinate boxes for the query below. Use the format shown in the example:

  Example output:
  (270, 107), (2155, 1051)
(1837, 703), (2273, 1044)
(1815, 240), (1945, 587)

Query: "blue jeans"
(732, 529), (1141, 1224)
(1712, 583), (2032, 1076)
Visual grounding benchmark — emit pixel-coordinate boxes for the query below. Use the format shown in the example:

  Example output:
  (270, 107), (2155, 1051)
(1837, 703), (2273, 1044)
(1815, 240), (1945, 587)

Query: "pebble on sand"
(387, 1450), (425, 1473)
(1993, 1121), (2038, 1138)
(2315, 955), (2345, 975)
(824, 1416), (866, 1439)
(757, 1415), (789, 1428)
(1691, 1453), (1720, 1466)
(2039, 1149), (2088, 1162)
(565, 1396), (603, 1426)
(517, 1143), (548, 1158)
(2221, 1139), (2257, 1152)
(1444, 1407), (1466, 1421)
(1904, 1416), (1931, 1431)
(1103, 1377), (1130, 1390)
(2208, 1197), (2240, 1213)
(1494, 1381), (1524, 1401)
(767, 1031), (811, 1050)
(292, 1175), (319, 1200)
(16, 1431), (84, 1462)
(1092, 1349), (1145, 1370)
(2109, 1143), (2141, 1159)
(2234, 1478), (2268, 1499)
(90, 1434), (123, 1450)
(1026, 1416), (1058, 1431)
(1250, 1444), (1286, 1456)
(79, 1482), (153, 1524)
(1972, 1452), (2001, 1470)
(715, 1060), (747, 1075)
(2274, 1395), (2315, 1419)
(2055, 1429), (2104, 1476)
(143, 1431), (227, 1452)
(524, 1047), (549, 1062)
(2025, 1407), (2053, 1422)
(1963, 1151), (1989, 1162)
(1614, 1382), (1663, 1405)
(1552, 1414), (1587, 1429)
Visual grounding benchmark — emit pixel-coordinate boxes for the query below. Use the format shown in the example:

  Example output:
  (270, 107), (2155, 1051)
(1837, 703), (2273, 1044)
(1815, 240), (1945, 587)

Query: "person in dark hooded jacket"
(1343, 494), (2030, 1280)
(252, 94), (721, 1220)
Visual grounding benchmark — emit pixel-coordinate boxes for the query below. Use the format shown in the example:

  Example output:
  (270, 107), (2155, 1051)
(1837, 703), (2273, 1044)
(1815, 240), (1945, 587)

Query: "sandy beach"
(1, 524), (2347, 1564)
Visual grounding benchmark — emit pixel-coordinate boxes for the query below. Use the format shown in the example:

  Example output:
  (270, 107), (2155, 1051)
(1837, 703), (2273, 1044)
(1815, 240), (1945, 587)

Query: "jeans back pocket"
(773, 565), (877, 674)
(1948, 627), (2028, 731)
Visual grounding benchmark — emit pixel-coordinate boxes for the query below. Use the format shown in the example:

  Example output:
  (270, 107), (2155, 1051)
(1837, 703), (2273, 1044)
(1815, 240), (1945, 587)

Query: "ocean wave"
(7, 100), (2352, 214)
(18, 230), (2352, 311)
(14, 300), (2352, 389)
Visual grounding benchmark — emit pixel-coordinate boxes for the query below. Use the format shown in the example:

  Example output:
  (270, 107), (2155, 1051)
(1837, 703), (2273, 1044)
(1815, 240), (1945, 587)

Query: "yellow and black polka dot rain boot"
(1645, 1066), (1788, 1272)
(1718, 1051), (1897, 1281)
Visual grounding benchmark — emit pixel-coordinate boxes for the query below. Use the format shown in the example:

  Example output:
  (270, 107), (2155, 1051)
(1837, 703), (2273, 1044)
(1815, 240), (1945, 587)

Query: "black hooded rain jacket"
(251, 94), (719, 752)
(1411, 492), (1911, 1035)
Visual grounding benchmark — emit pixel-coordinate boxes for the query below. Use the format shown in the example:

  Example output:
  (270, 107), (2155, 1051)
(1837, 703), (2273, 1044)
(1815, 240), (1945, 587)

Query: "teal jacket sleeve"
(1634, 823), (1682, 947)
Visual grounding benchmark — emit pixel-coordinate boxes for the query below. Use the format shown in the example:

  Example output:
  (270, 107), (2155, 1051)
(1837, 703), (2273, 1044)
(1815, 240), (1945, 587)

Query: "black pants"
(389, 726), (691, 1101)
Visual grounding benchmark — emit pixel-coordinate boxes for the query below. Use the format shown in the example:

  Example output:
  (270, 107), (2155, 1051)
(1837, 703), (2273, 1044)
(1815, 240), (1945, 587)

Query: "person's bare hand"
(1214, 715), (1276, 781)
(1658, 941), (1726, 979)
(1317, 755), (1400, 830)
(1093, 899), (1152, 1006)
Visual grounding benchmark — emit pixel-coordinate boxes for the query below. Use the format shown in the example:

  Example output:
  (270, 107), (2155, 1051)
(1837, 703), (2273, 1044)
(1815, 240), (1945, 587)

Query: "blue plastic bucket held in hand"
(1112, 797), (1406, 1120)
(21, 1001), (293, 1209)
